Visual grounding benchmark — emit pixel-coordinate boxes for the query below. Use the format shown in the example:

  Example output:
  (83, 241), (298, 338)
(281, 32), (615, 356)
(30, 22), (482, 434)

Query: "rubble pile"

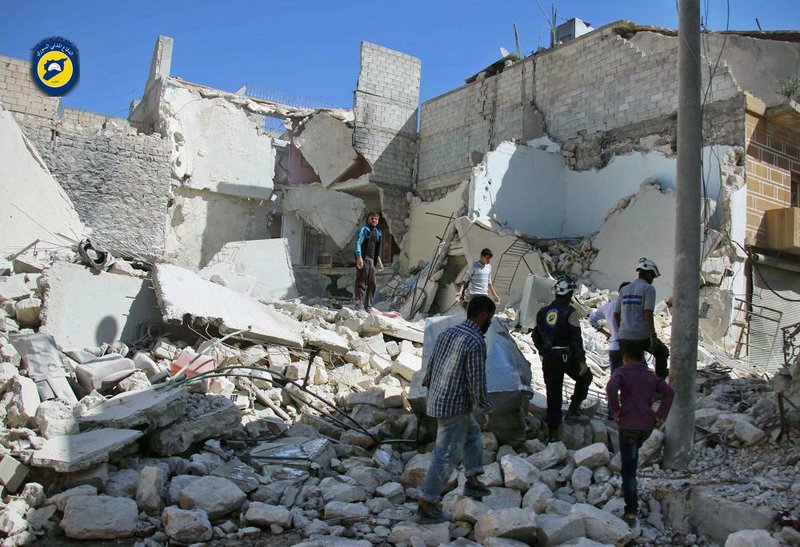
(0, 242), (798, 547)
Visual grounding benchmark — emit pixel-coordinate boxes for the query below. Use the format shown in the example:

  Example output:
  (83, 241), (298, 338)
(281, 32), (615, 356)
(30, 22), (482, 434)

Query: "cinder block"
(0, 455), (29, 493)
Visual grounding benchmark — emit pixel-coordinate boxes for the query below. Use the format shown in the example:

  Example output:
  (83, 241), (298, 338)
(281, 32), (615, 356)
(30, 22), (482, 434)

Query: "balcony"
(764, 206), (800, 254)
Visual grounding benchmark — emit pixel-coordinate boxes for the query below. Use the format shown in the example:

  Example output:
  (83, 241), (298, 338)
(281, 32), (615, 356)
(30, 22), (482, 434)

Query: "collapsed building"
(0, 18), (799, 547)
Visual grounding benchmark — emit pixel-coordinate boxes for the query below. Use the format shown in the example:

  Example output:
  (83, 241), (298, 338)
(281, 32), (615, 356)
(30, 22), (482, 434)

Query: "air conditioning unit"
(764, 206), (800, 254)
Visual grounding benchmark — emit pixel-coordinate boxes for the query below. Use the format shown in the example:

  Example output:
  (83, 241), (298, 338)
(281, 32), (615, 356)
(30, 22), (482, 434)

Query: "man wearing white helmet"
(614, 258), (669, 379)
(532, 277), (593, 442)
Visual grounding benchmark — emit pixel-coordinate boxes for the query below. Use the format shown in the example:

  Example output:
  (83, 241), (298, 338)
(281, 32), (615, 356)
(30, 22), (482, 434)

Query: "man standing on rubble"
(589, 282), (630, 374)
(456, 248), (501, 307)
(417, 295), (496, 524)
(354, 212), (383, 311)
(614, 258), (669, 379)
(532, 277), (593, 442)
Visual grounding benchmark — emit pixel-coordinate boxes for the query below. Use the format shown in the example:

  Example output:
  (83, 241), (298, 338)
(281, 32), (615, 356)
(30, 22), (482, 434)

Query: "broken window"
(792, 171), (799, 208)
(302, 225), (325, 266)
(378, 217), (400, 265)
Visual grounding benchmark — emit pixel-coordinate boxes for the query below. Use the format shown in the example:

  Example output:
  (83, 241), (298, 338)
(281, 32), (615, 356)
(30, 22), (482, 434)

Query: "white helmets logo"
(636, 257), (661, 277)
(554, 278), (576, 296)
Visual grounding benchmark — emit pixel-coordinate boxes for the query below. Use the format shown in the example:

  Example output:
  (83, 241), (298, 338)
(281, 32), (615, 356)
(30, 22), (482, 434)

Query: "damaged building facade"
(1, 15), (800, 547)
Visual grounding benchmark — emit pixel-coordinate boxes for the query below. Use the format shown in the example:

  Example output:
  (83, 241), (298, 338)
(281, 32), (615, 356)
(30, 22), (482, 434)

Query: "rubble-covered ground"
(0, 247), (798, 547)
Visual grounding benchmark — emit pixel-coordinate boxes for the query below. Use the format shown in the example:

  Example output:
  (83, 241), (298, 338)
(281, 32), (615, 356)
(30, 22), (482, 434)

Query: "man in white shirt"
(588, 282), (629, 374)
(456, 248), (501, 306)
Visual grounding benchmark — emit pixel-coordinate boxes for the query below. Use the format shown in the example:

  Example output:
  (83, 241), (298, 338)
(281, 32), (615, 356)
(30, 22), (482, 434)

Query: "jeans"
(619, 429), (651, 515)
(619, 338), (669, 379)
(420, 414), (484, 503)
(542, 350), (593, 432)
(609, 350), (623, 374)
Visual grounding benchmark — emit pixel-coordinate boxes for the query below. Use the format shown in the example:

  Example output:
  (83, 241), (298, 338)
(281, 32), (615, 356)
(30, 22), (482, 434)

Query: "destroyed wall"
(629, 30), (800, 108)
(470, 138), (733, 238)
(155, 80), (278, 268)
(1, 55), (172, 260)
(417, 22), (744, 193)
(354, 42), (421, 242)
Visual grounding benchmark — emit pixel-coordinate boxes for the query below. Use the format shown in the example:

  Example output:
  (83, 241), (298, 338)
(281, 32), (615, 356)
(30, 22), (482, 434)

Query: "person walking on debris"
(614, 258), (670, 379)
(589, 282), (630, 375)
(417, 295), (496, 524)
(606, 342), (674, 526)
(354, 212), (383, 311)
(532, 278), (593, 443)
(456, 248), (501, 307)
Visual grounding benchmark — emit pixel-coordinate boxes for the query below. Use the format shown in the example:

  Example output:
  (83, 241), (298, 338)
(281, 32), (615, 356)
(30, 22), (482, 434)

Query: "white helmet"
(554, 278), (576, 296)
(636, 257), (661, 277)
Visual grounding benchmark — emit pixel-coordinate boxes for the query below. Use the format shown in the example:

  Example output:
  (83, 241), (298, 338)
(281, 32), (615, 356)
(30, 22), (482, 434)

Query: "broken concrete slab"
(8, 332), (77, 404)
(250, 436), (335, 472)
(40, 262), (161, 350)
(589, 181), (678, 298)
(160, 83), (275, 199)
(60, 495), (138, 540)
(210, 458), (261, 493)
(0, 106), (85, 253)
(689, 486), (777, 545)
(79, 387), (189, 430)
(388, 521), (451, 546)
(153, 264), (304, 347)
(149, 393), (241, 456)
(294, 112), (363, 187)
(0, 275), (31, 302)
(282, 186), (366, 248)
(31, 428), (143, 473)
(0, 455), (29, 493)
(75, 354), (136, 392)
(199, 238), (298, 301)
(35, 399), (79, 438)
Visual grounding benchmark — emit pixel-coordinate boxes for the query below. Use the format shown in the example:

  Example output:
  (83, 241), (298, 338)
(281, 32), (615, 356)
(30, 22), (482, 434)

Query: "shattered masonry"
(0, 17), (799, 547)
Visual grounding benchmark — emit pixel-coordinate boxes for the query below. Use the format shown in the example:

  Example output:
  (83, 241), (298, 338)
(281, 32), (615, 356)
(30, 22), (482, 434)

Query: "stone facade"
(1, 55), (172, 260)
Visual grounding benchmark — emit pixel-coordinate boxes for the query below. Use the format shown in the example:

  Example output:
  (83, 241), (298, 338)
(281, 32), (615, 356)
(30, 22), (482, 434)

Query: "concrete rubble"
(0, 27), (798, 547)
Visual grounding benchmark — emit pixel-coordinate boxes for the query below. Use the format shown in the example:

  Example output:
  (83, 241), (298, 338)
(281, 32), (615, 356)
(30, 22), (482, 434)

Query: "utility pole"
(664, 0), (702, 469)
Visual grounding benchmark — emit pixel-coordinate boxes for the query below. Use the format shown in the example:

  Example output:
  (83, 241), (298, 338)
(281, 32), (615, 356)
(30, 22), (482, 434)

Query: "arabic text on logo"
(31, 36), (79, 96)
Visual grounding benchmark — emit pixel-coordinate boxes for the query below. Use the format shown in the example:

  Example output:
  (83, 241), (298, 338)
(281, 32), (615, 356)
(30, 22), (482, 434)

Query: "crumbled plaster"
(0, 106), (85, 252)
(281, 186), (366, 248)
(159, 83), (276, 199)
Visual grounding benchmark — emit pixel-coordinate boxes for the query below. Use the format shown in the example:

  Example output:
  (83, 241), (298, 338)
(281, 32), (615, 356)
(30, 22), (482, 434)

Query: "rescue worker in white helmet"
(614, 258), (670, 379)
(531, 277), (593, 443)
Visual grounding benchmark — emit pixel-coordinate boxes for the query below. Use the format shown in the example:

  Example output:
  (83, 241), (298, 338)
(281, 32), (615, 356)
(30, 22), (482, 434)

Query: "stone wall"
(1, 54), (172, 260)
(18, 112), (171, 260)
(417, 24), (743, 191)
(0, 55), (59, 119)
(354, 42), (421, 189)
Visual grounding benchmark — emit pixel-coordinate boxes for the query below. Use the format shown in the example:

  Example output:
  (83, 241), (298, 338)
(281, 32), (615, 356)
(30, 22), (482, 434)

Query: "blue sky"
(1, 0), (798, 116)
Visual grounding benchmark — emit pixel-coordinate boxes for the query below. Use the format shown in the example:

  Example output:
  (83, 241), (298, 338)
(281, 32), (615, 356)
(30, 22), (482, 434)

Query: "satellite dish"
(500, 47), (511, 57)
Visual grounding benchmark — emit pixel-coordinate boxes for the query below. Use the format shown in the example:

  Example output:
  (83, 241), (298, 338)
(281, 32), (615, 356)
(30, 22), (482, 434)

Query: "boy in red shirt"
(606, 342), (674, 526)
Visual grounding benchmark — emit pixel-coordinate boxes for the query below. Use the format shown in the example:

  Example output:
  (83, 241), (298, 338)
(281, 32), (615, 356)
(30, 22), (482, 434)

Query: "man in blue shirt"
(417, 295), (496, 524)
(354, 212), (383, 310)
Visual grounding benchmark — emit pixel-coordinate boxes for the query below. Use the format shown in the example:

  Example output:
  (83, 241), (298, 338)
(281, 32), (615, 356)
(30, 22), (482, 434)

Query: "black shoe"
(417, 505), (452, 524)
(463, 481), (491, 500)
(564, 410), (589, 425)
(548, 431), (560, 443)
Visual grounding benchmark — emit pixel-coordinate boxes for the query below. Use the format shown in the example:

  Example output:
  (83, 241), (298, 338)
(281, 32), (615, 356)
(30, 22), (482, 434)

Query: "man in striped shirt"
(417, 295), (496, 524)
